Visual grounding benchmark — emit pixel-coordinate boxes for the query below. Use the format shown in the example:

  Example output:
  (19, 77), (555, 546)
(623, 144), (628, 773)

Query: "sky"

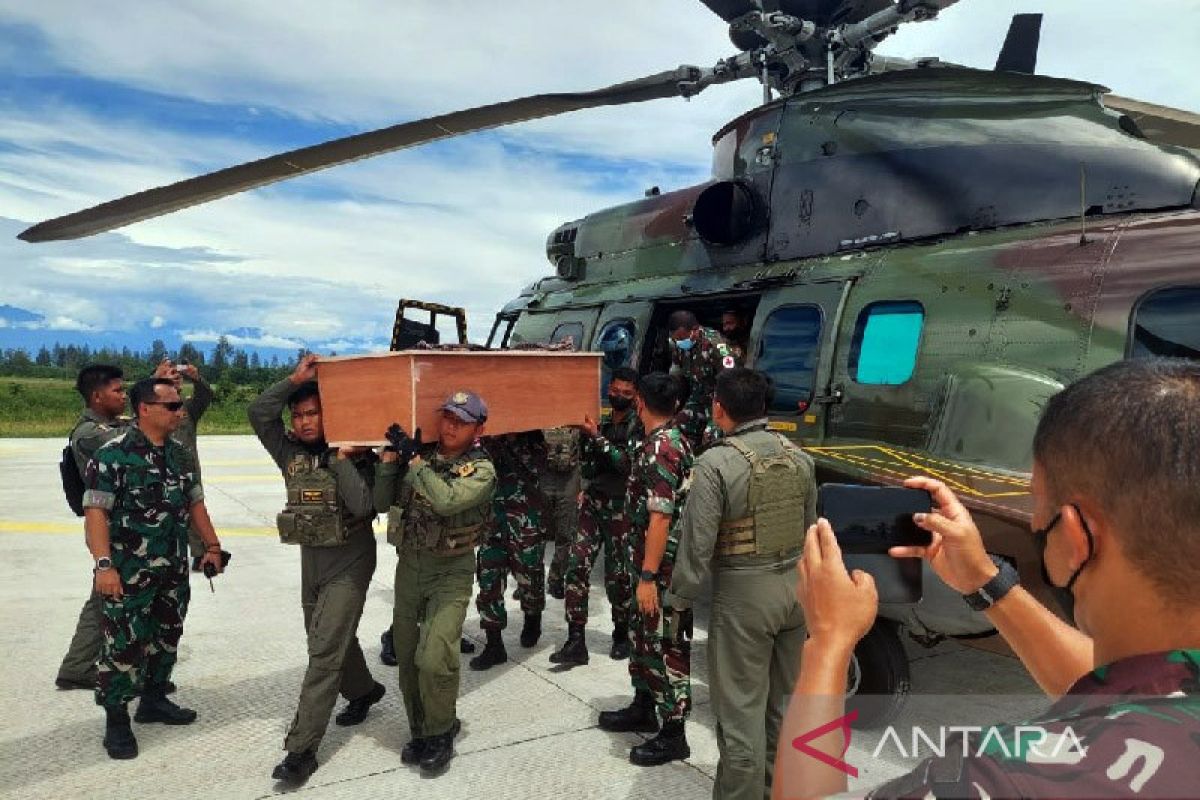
(1, 0), (1197, 358)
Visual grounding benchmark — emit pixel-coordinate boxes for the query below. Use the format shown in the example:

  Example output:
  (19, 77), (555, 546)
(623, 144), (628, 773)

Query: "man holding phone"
(667, 368), (815, 800)
(775, 358), (1200, 798)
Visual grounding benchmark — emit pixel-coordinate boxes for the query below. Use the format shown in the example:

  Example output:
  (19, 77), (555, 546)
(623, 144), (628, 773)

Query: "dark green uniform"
(249, 379), (379, 755)
(376, 445), (495, 739)
(83, 427), (201, 707)
(667, 418), (815, 800)
(173, 379), (212, 560)
(542, 427), (581, 595)
(57, 408), (127, 687)
(670, 326), (737, 449)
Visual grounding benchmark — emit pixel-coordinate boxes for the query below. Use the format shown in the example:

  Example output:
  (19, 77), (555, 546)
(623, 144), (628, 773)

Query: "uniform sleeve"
(373, 460), (404, 513)
(667, 455), (724, 609)
(331, 455), (374, 520)
(185, 378), (214, 425)
(643, 439), (684, 516)
(248, 379), (299, 470)
(71, 421), (120, 477)
(82, 444), (122, 511)
(411, 458), (496, 517)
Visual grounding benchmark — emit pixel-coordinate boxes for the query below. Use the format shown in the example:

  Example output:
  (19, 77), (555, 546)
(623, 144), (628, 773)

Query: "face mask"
(673, 337), (694, 352)
(608, 395), (633, 411)
(1032, 506), (1094, 622)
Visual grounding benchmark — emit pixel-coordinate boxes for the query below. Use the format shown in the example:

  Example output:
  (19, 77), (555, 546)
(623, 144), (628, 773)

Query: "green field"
(0, 376), (257, 436)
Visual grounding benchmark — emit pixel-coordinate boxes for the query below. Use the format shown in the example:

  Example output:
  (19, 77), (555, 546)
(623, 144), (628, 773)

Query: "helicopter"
(18, 0), (1200, 725)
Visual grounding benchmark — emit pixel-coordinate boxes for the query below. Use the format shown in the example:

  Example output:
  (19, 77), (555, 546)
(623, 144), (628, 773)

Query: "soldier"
(666, 368), (814, 800)
(249, 355), (385, 785)
(56, 364), (129, 691)
(550, 366), (643, 666)
(719, 309), (750, 363)
(152, 358), (214, 570)
(374, 391), (495, 775)
(667, 309), (738, 450)
(83, 377), (225, 760)
(598, 373), (694, 766)
(470, 431), (548, 670)
(542, 426), (581, 599)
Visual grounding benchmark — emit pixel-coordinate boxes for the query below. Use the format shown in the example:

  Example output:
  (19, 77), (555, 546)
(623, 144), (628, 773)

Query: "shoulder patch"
(456, 462), (476, 477)
(722, 355), (736, 369)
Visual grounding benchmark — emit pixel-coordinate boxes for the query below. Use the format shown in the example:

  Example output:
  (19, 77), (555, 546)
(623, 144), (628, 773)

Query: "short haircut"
(667, 310), (698, 332)
(129, 377), (174, 417)
(715, 368), (769, 422)
(610, 366), (639, 386)
(638, 372), (683, 417)
(76, 364), (123, 402)
(1033, 358), (1200, 607)
(288, 381), (321, 408)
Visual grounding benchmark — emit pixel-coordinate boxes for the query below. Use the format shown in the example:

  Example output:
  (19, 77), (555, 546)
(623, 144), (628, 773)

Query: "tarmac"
(0, 435), (1044, 799)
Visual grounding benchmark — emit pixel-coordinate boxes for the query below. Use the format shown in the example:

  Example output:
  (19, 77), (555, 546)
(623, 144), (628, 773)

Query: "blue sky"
(1, 0), (1197, 360)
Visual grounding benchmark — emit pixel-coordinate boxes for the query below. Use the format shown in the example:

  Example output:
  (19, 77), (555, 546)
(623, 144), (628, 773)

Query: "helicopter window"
(756, 305), (823, 414)
(595, 319), (636, 395)
(550, 322), (584, 351)
(1130, 287), (1200, 360)
(849, 301), (924, 385)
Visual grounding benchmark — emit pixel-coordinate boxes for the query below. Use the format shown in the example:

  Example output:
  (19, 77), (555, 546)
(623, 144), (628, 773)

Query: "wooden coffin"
(315, 350), (602, 445)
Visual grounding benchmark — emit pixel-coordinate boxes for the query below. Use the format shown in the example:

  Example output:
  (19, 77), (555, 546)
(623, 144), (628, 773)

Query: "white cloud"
(150, 315), (165, 328)
(180, 329), (305, 350)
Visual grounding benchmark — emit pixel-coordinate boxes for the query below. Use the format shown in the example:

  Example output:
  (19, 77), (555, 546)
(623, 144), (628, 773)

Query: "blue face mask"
(673, 337), (694, 352)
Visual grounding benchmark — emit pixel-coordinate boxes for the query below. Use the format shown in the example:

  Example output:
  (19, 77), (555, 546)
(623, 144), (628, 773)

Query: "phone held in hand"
(817, 484), (933, 604)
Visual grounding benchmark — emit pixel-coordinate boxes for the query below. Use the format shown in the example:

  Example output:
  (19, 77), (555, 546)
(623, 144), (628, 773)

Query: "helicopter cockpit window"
(849, 301), (925, 385)
(1130, 287), (1200, 360)
(550, 322), (584, 351)
(595, 319), (636, 396)
(756, 305), (823, 414)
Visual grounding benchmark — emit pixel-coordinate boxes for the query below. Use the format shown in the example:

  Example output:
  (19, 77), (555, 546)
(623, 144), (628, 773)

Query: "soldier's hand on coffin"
(290, 353), (320, 385)
(578, 414), (600, 438)
(337, 445), (369, 460)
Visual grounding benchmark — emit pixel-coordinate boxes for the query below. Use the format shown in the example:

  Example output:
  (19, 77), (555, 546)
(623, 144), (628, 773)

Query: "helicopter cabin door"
(747, 280), (853, 445)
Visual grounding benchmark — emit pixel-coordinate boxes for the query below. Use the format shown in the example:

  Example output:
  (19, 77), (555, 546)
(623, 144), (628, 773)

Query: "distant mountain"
(0, 304), (45, 325)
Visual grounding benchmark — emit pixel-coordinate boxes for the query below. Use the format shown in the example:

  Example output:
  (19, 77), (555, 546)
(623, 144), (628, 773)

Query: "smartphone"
(817, 484), (933, 554)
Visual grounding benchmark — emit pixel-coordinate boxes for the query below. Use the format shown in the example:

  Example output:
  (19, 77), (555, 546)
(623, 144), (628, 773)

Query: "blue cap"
(439, 390), (488, 423)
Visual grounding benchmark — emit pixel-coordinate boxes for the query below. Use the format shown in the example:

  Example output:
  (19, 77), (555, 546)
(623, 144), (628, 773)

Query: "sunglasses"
(144, 401), (185, 412)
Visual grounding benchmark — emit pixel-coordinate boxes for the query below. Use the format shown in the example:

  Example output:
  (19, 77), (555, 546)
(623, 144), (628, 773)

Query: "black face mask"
(1031, 505), (1094, 622)
(608, 395), (633, 412)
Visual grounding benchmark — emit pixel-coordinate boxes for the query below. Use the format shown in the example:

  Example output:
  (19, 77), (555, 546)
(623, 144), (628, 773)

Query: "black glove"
(385, 423), (423, 466)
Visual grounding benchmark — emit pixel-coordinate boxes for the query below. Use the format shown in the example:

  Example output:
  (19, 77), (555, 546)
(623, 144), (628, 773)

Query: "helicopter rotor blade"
(994, 13), (1042, 74)
(18, 66), (714, 243)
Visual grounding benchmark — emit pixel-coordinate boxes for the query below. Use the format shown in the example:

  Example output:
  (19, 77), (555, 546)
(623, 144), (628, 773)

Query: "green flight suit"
(667, 419), (816, 800)
(56, 408), (126, 686)
(173, 379), (213, 559)
(375, 445), (495, 739)
(249, 379), (379, 755)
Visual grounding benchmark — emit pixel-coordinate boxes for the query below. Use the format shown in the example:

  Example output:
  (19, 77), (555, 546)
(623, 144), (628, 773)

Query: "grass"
(0, 376), (257, 437)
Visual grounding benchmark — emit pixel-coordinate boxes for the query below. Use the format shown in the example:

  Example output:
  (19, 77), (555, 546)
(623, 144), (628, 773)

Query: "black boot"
(380, 627), (397, 666)
(469, 628), (507, 671)
(335, 681), (385, 726)
(402, 718), (459, 766)
(272, 749), (318, 783)
(609, 621), (631, 660)
(460, 636), (476, 654)
(549, 623), (589, 666)
(598, 690), (658, 733)
(419, 732), (454, 773)
(103, 705), (138, 760)
(630, 719), (690, 766)
(134, 688), (197, 725)
(519, 613), (542, 648)
(547, 579), (565, 600)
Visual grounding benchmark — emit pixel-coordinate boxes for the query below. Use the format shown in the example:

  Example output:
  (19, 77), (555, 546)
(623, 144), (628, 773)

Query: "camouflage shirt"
(482, 432), (547, 504)
(669, 325), (737, 411)
(82, 425), (203, 572)
(582, 410), (644, 499)
(870, 649), (1200, 799)
(625, 421), (693, 540)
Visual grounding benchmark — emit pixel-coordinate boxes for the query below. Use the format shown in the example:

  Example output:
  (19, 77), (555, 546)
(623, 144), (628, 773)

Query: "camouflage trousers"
(543, 471), (580, 591)
(563, 492), (631, 628)
(96, 562), (190, 708)
(628, 534), (691, 724)
(674, 403), (711, 452)
(476, 498), (545, 629)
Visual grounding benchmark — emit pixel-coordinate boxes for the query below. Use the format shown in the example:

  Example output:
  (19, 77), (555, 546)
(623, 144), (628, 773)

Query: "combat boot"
(629, 719), (690, 766)
(134, 688), (197, 725)
(519, 612), (542, 648)
(598, 690), (658, 733)
(547, 579), (566, 600)
(460, 636), (476, 654)
(469, 628), (507, 671)
(609, 621), (631, 660)
(334, 681), (385, 726)
(548, 623), (589, 666)
(402, 718), (460, 766)
(419, 732), (455, 774)
(380, 627), (397, 666)
(102, 704), (138, 760)
(271, 749), (318, 783)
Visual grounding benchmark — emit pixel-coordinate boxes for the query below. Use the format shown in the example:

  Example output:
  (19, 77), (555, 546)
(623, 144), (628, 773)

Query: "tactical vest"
(275, 453), (349, 547)
(386, 456), (488, 556)
(715, 435), (807, 557)
(544, 427), (579, 473)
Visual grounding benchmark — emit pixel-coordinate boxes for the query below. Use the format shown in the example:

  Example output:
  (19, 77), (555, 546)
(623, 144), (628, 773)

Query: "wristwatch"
(94, 556), (113, 571)
(639, 569), (657, 582)
(963, 557), (1019, 611)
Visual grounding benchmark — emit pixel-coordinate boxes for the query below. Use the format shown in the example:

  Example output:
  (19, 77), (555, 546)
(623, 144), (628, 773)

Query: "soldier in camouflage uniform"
(469, 431), (548, 670)
(667, 309), (739, 450)
(542, 426), (581, 598)
(375, 390), (495, 775)
(56, 364), (128, 691)
(82, 377), (225, 761)
(153, 358), (213, 567)
(250, 355), (385, 785)
(550, 366), (643, 666)
(598, 373), (694, 767)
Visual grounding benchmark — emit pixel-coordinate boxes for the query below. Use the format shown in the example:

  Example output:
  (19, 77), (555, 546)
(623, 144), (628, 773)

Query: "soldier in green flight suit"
(375, 390), (495, 775)
(153, 358), (213, 568)
(666, 368), (814, 800)
(249, 355), (385, 785)
(667, 309), (739, 450)
(56, 364), (129, 691)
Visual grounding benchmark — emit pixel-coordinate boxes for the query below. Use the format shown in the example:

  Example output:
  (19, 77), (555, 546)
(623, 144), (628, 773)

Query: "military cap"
(440, 389), (488, 423)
